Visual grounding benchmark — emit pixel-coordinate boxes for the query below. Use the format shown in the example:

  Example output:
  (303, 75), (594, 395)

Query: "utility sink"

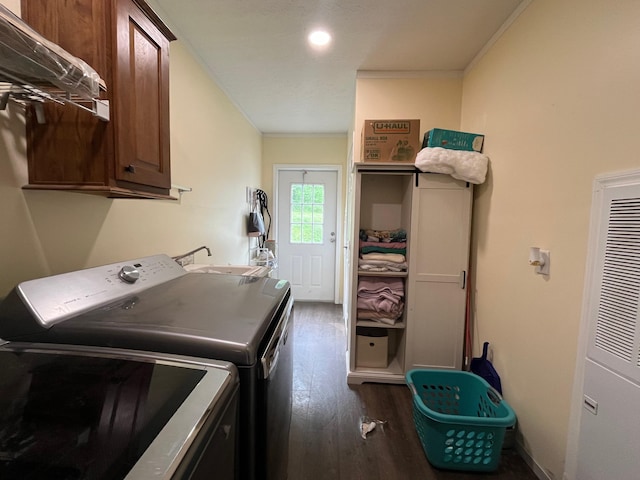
(184, 264), (269, 277)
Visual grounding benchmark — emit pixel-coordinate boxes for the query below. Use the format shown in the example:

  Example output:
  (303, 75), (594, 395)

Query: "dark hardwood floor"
(287, 302), (538, 480)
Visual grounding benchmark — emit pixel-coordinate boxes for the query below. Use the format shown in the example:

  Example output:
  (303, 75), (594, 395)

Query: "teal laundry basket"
(406, 369), (516, 472)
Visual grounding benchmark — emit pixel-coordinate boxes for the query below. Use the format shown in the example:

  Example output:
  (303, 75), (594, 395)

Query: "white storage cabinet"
(347, 165), (472, 384)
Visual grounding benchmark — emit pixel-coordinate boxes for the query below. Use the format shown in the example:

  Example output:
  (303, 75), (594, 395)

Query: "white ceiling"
(150, 0), (526, 135)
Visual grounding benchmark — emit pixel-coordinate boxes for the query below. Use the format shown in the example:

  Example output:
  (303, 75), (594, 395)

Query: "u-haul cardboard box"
(362, 119), (420, 163)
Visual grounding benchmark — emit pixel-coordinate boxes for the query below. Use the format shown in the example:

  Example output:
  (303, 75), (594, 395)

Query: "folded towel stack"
(358, 229), (408, 273)
(359, 228), (407, 243)
(357, 277), (405, 325)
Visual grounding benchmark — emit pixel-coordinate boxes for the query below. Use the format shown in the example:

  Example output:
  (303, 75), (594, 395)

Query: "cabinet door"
(114, 0), (171, 189)
(21, 0), (111, 188)
(406, 174), (472, 371)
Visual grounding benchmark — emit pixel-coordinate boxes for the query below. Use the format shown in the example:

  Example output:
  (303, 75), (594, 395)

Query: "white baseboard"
(515, 442), (553, 480)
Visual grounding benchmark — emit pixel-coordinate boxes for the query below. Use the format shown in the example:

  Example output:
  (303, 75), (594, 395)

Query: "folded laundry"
(357, 290), (402, 307)
(357, 309), (402, 325)
(361, 253), (406, 264)
(359, 257), (407, 270)
(357, 277), (405, 320)
(358, 263), (407, 272)
(357, 277), (404, 295)
(359, 228), (407, 243)
(359, 241), (406, 249)
(357, 296), (404, 316)
(359, 241), (407, 256)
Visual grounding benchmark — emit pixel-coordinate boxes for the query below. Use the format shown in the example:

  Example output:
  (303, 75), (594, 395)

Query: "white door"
(573, 176), (640, 480)
(276, 169), (338, 301)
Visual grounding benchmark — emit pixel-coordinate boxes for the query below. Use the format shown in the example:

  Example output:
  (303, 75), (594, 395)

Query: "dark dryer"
(0, 254), (294, 480)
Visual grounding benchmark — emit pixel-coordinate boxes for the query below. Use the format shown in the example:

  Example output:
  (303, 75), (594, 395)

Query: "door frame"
(273, 164), (343, 304)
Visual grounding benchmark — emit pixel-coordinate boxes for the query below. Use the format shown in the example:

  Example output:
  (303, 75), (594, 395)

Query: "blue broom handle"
(482, 341), (489, 360)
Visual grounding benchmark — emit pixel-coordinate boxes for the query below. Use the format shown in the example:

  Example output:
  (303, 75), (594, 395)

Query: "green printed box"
(423, 128), (484, 152)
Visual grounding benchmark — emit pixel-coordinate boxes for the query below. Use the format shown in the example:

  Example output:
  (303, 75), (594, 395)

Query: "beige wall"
(354, 74), (463, 164)
(461, 0), (640, 477)
(262, 135), (348, 204)
(0, 0), (262, 296)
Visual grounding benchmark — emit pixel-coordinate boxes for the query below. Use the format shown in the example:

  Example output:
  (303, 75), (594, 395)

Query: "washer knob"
(118, 265), (140, 283)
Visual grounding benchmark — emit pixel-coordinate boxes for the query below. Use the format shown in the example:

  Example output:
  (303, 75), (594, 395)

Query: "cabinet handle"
(125, 164), (136, 173)
(460, 270), (466, 289)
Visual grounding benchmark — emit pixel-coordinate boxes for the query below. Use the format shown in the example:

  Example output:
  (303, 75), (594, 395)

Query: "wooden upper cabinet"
(21, 0), (176, 199)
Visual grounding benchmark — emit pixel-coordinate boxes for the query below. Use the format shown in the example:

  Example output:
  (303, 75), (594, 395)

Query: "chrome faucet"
(172, 246), (212, 265)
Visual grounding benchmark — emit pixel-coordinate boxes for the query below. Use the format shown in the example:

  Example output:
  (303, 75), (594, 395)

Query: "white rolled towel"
(415, 147), (489, 184)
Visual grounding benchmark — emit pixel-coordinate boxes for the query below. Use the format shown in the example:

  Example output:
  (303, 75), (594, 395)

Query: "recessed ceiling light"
(308, 30), (331, 47)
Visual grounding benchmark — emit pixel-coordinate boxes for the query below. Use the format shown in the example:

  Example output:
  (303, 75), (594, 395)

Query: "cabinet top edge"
(354, 162), (417, 172)
(133, 0), (177, 41)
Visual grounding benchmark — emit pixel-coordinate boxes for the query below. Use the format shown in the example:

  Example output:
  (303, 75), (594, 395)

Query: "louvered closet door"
(576, 179), (640, 480)
(586, 187), (640, 381)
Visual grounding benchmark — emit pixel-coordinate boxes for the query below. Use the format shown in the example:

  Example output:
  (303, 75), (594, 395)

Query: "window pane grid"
(290, 183), (324, 244)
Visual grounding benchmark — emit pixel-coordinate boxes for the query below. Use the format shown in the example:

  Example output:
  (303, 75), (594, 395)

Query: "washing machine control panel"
(15, 255), (186, 328)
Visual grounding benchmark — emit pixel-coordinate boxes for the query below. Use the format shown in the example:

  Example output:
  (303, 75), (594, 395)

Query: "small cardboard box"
(356, 329), (389, 368)
(423, 128), (484, 152)
(362, 119), (420, 163)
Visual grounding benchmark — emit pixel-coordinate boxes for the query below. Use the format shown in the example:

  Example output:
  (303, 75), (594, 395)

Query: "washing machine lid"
(0, 255), (291, 365)
(0, 343), (237, 480)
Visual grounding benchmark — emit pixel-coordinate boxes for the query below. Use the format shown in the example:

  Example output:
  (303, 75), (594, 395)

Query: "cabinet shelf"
(357, 270), (407, 277)
(346, 352), (406, 385)
(21, 183), (176, 200)
(356, 320), (405, 329)
(0, 81), (109, 121)
(0, 4), (108, 121)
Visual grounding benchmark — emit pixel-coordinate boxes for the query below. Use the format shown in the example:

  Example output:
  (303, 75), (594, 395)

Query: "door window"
(290, 183), (325, 244)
